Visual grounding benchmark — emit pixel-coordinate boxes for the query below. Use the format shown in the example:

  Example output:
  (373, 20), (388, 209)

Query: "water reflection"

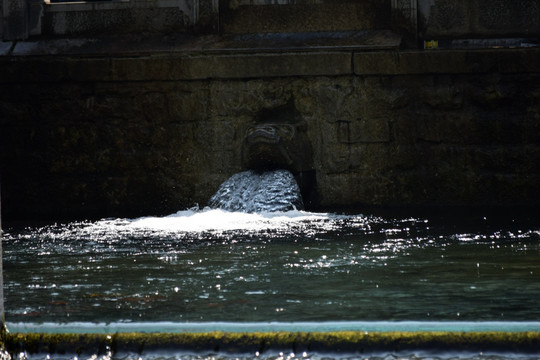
(2, 208), (540, 325)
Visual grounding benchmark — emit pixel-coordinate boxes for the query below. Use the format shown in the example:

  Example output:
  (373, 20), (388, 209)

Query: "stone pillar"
(193, 0), (219, 33)
(0, 183), (5, 329)
(27, 0), (42, 36)
(392, 0), (418, 47)
(0, 0), (3, 39)
(2, 0), (28, 40)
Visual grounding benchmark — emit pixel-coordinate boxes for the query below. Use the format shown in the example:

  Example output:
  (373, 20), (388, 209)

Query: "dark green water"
(2, 207), (540, 359)
(4, 207), (539, 324)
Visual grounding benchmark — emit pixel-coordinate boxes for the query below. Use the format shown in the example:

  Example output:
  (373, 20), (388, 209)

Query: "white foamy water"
(76, 207), (368, 238)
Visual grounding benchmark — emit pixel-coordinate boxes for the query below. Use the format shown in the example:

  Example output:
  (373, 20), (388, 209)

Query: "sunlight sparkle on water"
(8, 208), (373, 242)
(3, 207), (539, 329)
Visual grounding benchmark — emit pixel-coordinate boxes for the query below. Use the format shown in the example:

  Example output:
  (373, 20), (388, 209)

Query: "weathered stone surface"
(2, 0), (28, 40)
(110, 52), (352, 81)
(42, 4), (189, 36)
(0, 52), (352, 82)
(419, 0), (540, 39)
(220, 0), (390, 34)
(335, 118), (391, 144)
(354, 49), (540, 75)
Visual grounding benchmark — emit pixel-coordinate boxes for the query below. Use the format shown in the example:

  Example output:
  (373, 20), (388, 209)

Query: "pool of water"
(3, 207), (539, 325)
(2, 207), (540, 359)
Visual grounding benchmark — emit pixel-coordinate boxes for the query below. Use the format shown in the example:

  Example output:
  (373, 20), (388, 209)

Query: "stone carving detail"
(239, 102), (316, 206)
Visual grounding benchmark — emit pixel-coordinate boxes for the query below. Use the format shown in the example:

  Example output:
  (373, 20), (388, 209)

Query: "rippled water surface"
(3, 207), (539, 327)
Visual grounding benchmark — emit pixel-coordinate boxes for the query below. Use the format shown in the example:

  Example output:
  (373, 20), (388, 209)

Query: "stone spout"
(243, 123), (297, 171)
(241, 116), (316, 208)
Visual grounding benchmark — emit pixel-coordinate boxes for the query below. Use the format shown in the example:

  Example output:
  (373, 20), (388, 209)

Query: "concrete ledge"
(6, 331), (540, 355)
(2, 47), (540, 82)
(354, 48), (540, 75)
(0, 51), (352, 82)
(111, 52), (353, 80)
(6, 31), (401, 56)
(1, 31), (404, 81)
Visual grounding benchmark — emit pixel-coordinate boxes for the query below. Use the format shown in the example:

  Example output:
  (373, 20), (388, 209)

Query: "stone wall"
(2, 0), (198, 39)
(1, 48), (539, 220)
(5, 0), (540, 42)
(41, 0), (193, 36)
(418, 0), (540, 39)
(0, 0), (3, 38)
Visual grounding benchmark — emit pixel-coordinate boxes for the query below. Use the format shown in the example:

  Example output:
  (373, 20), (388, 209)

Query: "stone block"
(27, 0), (43, 36)
(209, 80), (282, 117)
(168, 88), (210, 122)
(2, 0), (28, 40)
(220, 1), (390, 34)
(424, 0), (469, 36)
(414, 113), (467, 144)
(418, 85), (464, 110)
(474, 0), (540, 35)
(336, 117), (390, 144)
(471, 145), (539, 174)
(193, 120), (238, 151)
(354, 49), (540, 76)
(391, 0), (418, 44)
(347, 143), (392, 171)
(316, 140), (410, 176)
(315, 141), (351, 174)
(419, 0), (540, 38)
(42, 5), (189, 36)
(111, 52), (352, 81)
(303, 79), (356, 121)
(355, 51), (468, 75)
(317, 170), (404, 206)
(195, 0), (219, 33)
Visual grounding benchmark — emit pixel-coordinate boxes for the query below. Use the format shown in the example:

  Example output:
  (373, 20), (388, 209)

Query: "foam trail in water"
(8, 169), (363, 239)
(2, 207), (369, 242)
(125, 207), (355, 233)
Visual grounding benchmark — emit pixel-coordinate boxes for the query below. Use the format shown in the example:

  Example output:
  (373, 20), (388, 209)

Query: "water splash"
(208, 170), (304, 213)
(2, 208), (368, 244)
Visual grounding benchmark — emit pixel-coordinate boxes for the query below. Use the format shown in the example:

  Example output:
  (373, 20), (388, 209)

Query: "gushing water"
(208, 170), (304, 212)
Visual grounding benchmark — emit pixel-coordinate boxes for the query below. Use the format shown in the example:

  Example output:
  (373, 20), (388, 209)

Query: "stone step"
(6, 30), (401, 57)
(212, 30), (402, 52)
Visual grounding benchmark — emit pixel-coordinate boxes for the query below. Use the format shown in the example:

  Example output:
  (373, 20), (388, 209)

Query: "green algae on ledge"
(4, 331), (540, 356)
